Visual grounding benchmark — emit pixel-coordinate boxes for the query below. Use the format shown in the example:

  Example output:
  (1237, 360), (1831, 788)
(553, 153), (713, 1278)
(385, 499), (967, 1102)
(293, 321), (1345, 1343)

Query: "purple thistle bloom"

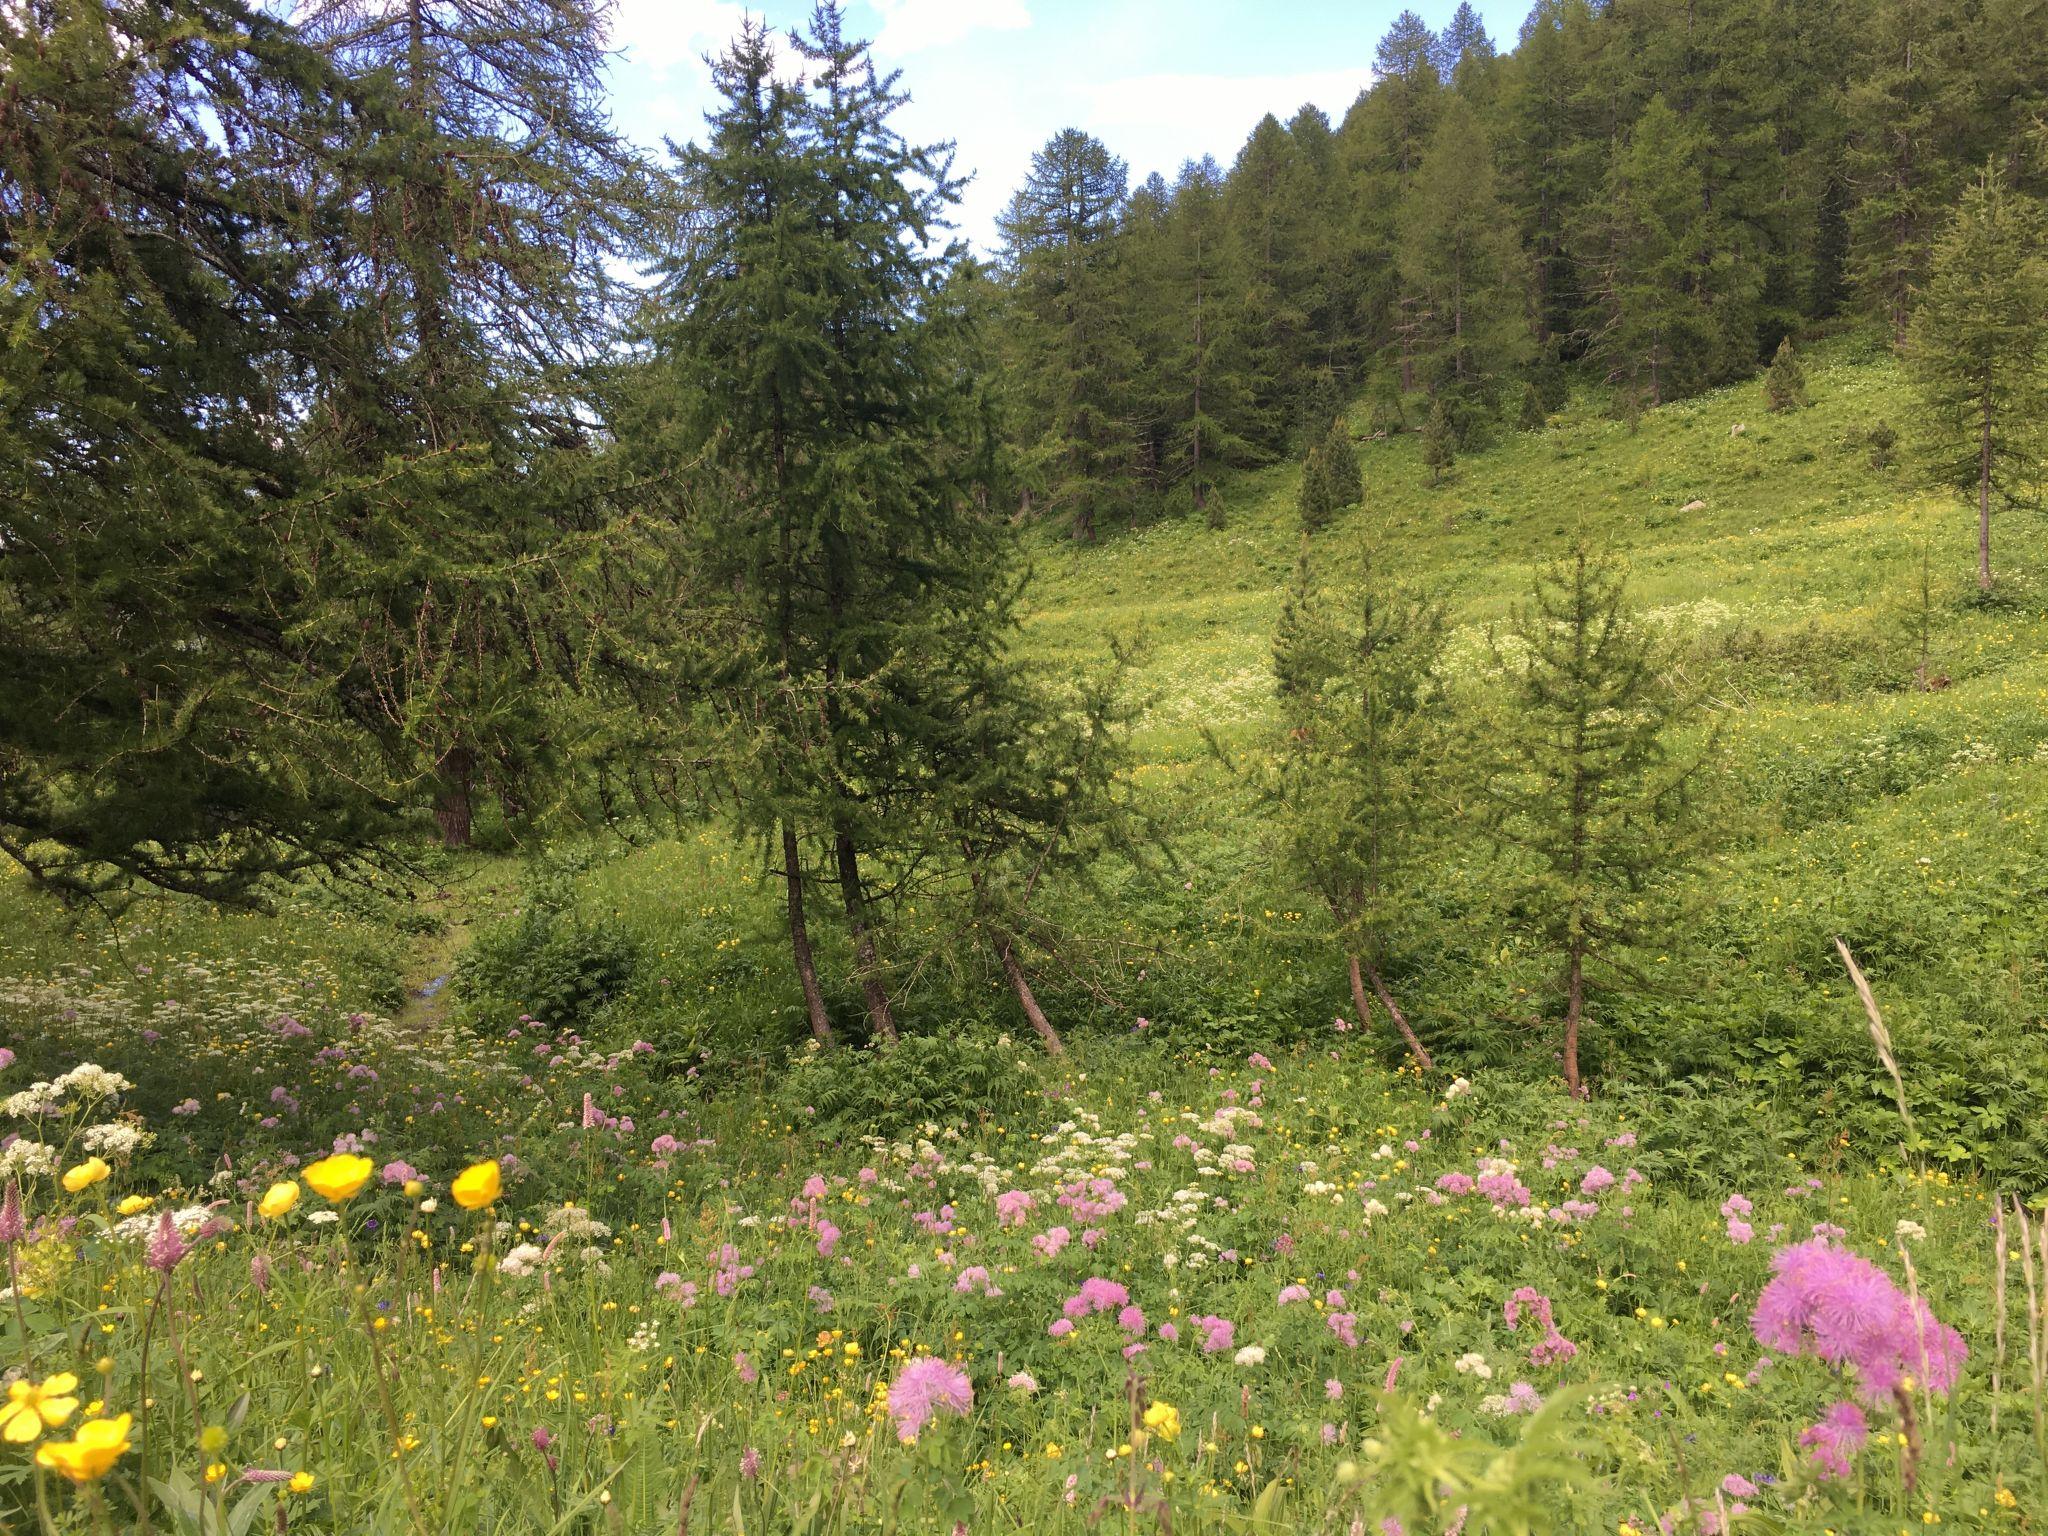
(887, 1356), (973, 1442)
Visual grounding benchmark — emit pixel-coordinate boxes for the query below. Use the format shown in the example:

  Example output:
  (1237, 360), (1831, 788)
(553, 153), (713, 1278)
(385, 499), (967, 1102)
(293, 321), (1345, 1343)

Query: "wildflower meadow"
(0, 925), (2040, 1535)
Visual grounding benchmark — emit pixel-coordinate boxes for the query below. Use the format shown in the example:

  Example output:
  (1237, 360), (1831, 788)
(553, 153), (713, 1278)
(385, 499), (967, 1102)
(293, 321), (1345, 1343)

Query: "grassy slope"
(5, 335), (2040, 1174)
(582, 332), (2048, 1171)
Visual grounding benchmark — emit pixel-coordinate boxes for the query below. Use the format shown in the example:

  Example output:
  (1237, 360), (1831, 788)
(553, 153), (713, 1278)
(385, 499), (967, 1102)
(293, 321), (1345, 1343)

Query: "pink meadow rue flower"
(1062, 1277), (1129, 1319)
(740, 1446), (760, 1481)
(1504, 1287), (1577, 1366)
(1277, 1284), (1311, 1306)
(1325, 1378), (1343, 1400)
(1751, 1238), (1966, 1401)
(1326, 1312), (1360, 1349)
(815, 1220), (840, 1258)
(1032, 1225), (1071, 1260)
(1580, 1166), (1615, 1194)
(1117, 1304), (1148, 1336)
(995, 1189), (1034, 1227)
(1193, 1314), (1234, 1353)
(1798, 1399), (1868, 1480)
(888, 1357), (972, 1442)
(1048, 1318), (1075, 1338)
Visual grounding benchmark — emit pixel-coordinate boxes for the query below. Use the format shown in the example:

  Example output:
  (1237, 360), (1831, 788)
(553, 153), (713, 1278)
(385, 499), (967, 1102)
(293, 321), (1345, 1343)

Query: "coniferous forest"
(3, 1), (2048, 1530)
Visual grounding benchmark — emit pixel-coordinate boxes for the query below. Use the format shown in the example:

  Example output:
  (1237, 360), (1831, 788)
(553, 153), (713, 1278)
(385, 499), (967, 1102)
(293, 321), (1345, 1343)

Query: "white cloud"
(606, 0), (759, 77)
(869, 0), (1031, 56)
(1079, 67), (1375, 140)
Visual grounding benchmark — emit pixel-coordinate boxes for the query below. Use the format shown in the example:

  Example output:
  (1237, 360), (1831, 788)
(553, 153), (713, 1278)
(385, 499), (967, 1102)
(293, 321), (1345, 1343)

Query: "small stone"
(1681, 498), (1707, 512)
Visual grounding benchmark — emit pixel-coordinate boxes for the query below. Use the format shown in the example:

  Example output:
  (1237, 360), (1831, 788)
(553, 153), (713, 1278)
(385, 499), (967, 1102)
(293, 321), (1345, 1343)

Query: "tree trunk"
(1562, 947), (1586, 1098)
(1367, 965), (1434, 1072)
(1978, 406), (1994, 591)
(997, 934), (1065, 1055)
(782, 821), (832, 1044)
(833, 828), (897, 1043)
(1346, 953), (1374, 1036)
(432, 747), (473, 849)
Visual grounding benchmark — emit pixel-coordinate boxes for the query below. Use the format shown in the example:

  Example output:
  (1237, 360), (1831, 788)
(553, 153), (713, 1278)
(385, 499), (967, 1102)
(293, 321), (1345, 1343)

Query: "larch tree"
(1582, 95), (1711, 407)
(1485, 545), (1708, 1098)
(292, 0), (654, 846)
(0, 0), (398, 903)
(1272, 549), (1448, 1072)
(999, 129), (1138, 542)
(1905, 165), (2048, 592)
(1396, 95), (1531, 439)
(648, 5), (1011, 1045)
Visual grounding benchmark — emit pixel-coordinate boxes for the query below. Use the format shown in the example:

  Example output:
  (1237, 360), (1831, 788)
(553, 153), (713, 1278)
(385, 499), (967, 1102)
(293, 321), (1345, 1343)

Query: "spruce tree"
(650, 5), (1009, 1043)
(1368, 374), (1407, 438)
(1905, 165), (2048, 592)
(1764, 336), (1809, 412)
(1519, 380), (1549, 432)
(1485, 545), (1707, 1097)
(1272, 549), (1448, 1071)
(1161, 157), (1261, 515)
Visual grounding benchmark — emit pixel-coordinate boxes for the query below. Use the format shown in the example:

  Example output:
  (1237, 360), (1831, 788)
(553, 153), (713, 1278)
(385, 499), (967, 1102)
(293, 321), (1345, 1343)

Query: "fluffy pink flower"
(1062, 1276), (1129, 1319)
(1798, 1399), (1868, 1480)
(888, 1357), (973, 1442)
(1193, 1314), (1234, 1353)
(995, 1189), (1034, 1227)
(1751, 1239), (1965, 1401)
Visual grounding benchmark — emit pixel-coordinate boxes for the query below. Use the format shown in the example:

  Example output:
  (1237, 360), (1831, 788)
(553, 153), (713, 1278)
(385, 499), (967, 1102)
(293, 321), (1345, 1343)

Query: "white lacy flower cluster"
(3, 1062), (136, 1119)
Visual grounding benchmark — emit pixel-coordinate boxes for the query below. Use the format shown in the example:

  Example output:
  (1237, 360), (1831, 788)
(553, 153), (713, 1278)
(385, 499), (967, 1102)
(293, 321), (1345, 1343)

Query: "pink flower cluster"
(1504, 1286), (1577, 1367)
(1750, 1238), (1966, 1402)
(887, 1357), (973, 1442)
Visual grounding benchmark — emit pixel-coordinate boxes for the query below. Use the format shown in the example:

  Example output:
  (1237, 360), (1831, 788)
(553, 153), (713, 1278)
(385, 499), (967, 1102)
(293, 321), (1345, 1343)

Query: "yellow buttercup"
(302, 1155), (373, 1203)
(35, 1413), (131, 1482)
(451, 1160), (502, 1210)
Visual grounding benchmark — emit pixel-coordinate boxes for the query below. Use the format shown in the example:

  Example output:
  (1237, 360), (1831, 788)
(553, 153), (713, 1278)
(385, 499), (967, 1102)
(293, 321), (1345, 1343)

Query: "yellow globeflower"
(0, 1374), (80, 1443)
(259, 1181), (301, 1220)
(301, 1155), (373, 1203)
(116, 1195), (152, 1217)
(34, 1413), (131, 1482)
(450, 1161), (502, 1211)
(60, 1158), (110, 1195)
(1141, 1401), (1182, 1442)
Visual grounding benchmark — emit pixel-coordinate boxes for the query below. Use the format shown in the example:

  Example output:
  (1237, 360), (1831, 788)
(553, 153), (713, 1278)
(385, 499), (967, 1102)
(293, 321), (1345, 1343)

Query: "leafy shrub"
(777, 1030), (1046, 1137)
(458, 906), (642, 1031)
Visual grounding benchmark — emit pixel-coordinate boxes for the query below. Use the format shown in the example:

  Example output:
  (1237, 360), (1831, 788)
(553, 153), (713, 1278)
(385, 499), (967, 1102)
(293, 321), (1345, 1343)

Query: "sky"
(601, 1), (1534, 252)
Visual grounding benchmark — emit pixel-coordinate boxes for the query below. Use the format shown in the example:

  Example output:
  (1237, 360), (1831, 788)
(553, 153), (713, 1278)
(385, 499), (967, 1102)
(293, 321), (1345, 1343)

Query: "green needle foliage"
(1484, 544), (1712, 1098)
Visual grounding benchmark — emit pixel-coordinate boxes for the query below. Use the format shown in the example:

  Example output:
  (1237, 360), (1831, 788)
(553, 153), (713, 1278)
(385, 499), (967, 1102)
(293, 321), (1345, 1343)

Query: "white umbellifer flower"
(54, 1064), (133, 1100)
(1895, 1219), (1926, 1243)
(1444, 1077), (1473, 1101)
(82, 1123), (150, 1157)
(306, 1211), (340, 1226)
(1454, 1353), (1493, 1379)
(1234, 1345), (1267, 1367)
(419, 1198), (438, 1214)
(0, 1141), (56, 1178)
(3, 1083), (61, 1118)
(1361, 1199), (1389, 1220)
(498, 1243), (545, 1276)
